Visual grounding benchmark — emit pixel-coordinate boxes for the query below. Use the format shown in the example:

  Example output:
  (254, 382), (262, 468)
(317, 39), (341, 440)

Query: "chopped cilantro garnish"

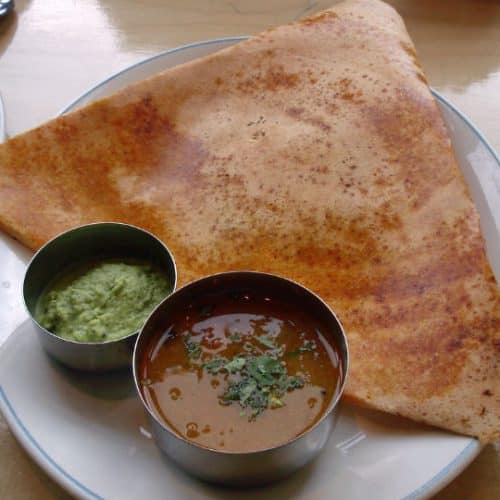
(229, 332), (242, 342)
(224, 356), (246, 373)
(267, 346), (284, 358)
(269, 393), (284, 408)
(243, 342), (260, 354)
(183, 333), (201, 360)
(286, 340), (317, 357)
(238, 380), (257, 404)
(203, 357), (226, 374)
(183, 323), (307, 419)
(283, 376), (305, 390)
(256, 334), (277, 349)
(247, 356), (285, 386)
(216, 353), (304, 420)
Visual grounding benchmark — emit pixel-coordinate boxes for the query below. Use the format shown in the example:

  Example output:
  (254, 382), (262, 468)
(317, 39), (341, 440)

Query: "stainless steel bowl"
(133, 271), (349, 486)
(23, 222), (177, 372)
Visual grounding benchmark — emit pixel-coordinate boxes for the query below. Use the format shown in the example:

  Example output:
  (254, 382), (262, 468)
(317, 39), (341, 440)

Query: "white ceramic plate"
(1, 38), (499, 500)
(0, 93), (5, 141)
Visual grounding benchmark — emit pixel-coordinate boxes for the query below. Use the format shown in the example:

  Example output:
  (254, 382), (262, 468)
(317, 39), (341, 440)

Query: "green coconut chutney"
(35, 260), (171, 343)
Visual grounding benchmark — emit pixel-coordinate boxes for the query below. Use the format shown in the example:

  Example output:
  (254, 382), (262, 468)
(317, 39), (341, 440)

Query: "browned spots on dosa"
(237, 65), (300, 94)
(400, 41), (417, 59)
(298, 11), (338, 26)
(263, 65), (300, 90)
(492, 339), (500, 356)
(110, 95), (208, 186)
(174, 204), (416, 306)
(416, 72), (428, 84)
(51, 120), (79, 143)
(342, 231), (498, 401)
(331, 78), (365, 103)
(373, 333), (468, 400)
(286, 107), (331, 132)
(16, 93), (208, 239)
(286, 106), (305, 119)
(364, 86), (454, 209)
(373, 247), (485, 303)
(400, 40), (425, 73)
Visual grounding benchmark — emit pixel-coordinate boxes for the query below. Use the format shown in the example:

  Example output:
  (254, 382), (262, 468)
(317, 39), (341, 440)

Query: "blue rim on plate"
(0, 386), (102, 500)
(1, 37), (497, 500)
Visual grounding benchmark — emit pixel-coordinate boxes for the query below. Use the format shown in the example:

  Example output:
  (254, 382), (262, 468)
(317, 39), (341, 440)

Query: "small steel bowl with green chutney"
(23, 222), (177, 372)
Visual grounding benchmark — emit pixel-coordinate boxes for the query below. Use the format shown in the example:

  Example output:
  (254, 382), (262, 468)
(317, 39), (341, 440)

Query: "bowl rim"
(22, 221), (178, 347)
(133, 269), (350, 456)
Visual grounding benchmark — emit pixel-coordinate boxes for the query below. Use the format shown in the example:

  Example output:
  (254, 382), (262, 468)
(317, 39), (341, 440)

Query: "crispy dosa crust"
(0, 0), (498, 442)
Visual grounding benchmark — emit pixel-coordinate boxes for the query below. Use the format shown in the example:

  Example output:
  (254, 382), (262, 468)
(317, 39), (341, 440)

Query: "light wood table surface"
(0, 1), (498, 498)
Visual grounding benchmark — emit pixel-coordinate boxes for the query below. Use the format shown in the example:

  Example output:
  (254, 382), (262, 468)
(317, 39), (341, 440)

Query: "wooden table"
(0, 0), (498, 498)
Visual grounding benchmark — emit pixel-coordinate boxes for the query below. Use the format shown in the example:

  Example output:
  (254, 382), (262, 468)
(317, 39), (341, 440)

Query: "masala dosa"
(0, 0), (498, 442)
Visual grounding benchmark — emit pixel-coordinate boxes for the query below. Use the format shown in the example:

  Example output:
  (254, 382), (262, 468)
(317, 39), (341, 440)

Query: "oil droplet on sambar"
(186, 422), (199, 438)
(169, 388), (181, 400)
